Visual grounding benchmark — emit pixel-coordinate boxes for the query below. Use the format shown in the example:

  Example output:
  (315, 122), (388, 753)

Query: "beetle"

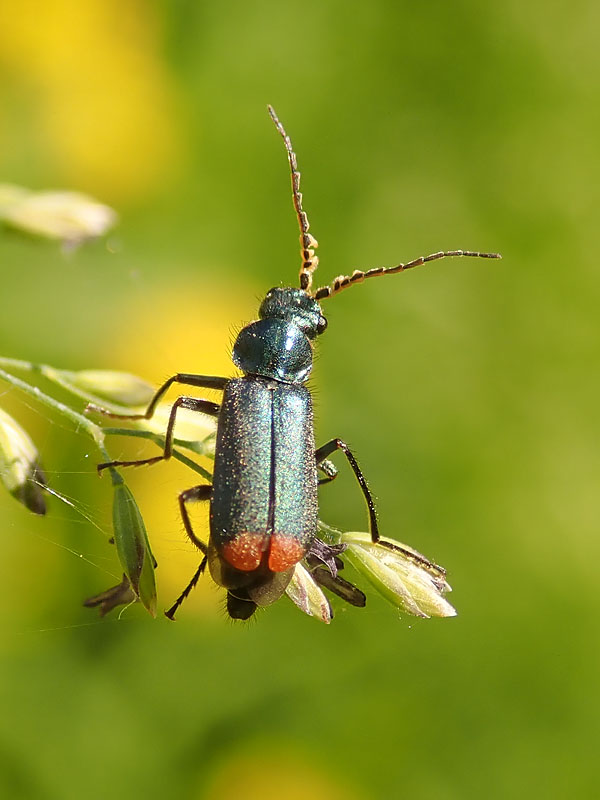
(90, 106), (500, 620)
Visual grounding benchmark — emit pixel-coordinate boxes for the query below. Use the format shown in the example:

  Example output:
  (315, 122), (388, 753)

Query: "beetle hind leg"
(315, 438), (379, 542)
(164, 557), (208, 620)
(179, 484), (212, 553)
(164, 484), (212, 620)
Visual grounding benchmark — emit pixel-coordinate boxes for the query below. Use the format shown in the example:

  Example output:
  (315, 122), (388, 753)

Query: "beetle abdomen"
(210, 377), (317, 576)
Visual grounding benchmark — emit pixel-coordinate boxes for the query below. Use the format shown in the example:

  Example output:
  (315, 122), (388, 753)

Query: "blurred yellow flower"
(0, 0), (184, 202)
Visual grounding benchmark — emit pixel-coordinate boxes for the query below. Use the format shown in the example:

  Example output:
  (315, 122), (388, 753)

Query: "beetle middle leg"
(315, 438), (379, 542)
(97, 396), (220, 472)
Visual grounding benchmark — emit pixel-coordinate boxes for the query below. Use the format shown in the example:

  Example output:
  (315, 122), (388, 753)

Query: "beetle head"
(259, 287), (327, 338)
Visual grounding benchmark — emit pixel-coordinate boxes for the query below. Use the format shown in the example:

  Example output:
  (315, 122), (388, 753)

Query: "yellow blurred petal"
(0, 0), (184, 201)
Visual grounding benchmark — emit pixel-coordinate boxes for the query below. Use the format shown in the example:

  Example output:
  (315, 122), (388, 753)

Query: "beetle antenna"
(268, 105), (319, 292)
(313, 249), (502, 300)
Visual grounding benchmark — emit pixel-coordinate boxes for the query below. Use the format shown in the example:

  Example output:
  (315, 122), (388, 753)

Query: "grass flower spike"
(341, 532), (457, 618)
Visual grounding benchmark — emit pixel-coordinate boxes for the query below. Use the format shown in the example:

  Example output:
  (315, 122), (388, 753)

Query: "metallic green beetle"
(94, 106), (500, 620)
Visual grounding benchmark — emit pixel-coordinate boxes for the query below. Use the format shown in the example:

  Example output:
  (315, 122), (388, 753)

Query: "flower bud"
(0, 407), (46, 514)
(0, 183), (117, 245)
(341, 532), (457, 618)
(111, 476), (156, 616)
(286, 562), (332, 623)
(59, 369), (155, 406)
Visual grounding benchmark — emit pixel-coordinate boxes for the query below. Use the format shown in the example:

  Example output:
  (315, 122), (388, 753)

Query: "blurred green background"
(1, 1), (598, 798)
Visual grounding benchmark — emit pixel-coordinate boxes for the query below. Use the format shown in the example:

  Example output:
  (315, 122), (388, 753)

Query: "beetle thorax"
(232, 287), (327, 384)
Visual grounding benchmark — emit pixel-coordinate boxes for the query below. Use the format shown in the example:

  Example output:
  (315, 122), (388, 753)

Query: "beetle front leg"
(97, 396), (220, 472)
(86, 372), (228, 421)
(315, 438), (379, 542)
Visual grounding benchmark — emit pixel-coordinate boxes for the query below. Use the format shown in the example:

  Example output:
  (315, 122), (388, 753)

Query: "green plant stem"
(0, 365), (104, 445)
(0, 366), (119, 488)
(0, 356), (133, 415)
(1, 356), (214, 475)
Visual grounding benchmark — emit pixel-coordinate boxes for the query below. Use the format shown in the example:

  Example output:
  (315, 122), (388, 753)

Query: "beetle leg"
(86, 372), (228, 420)
(164, 484), (213, 620)
(164, 556), (208, 621)
(317, 458), (337, 486)
(179, 484), (212, 553)
(97, 397), (220, 472)
(315, 438), (379, 542)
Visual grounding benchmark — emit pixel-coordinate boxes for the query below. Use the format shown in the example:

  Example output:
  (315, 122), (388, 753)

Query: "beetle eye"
(316, 316), (328, 334)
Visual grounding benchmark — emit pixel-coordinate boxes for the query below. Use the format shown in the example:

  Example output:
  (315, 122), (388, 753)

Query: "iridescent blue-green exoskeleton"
(91, 106), (500, 620)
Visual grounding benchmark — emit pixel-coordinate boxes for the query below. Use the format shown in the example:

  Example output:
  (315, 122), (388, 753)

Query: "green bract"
(110, 473), (157, 617)
(286, 562), (332, 623)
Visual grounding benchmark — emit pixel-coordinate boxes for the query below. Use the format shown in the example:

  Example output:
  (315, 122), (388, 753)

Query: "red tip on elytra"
(221, 532), (307, 573)
(268, 534), (306, 572)
(221, 533), (265, 572)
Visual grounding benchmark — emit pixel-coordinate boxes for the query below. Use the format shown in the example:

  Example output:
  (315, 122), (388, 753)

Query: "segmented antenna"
(268, 105), (319, 292)
(313, 249), (502, 301)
